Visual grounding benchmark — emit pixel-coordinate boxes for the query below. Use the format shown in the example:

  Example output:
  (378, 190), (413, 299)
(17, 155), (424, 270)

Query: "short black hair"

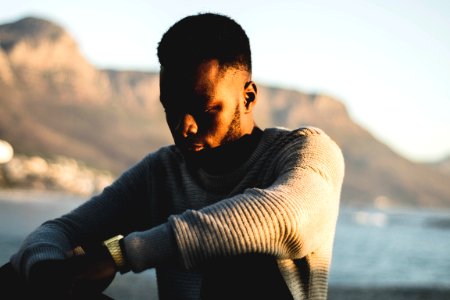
(157, 13), (252, 72)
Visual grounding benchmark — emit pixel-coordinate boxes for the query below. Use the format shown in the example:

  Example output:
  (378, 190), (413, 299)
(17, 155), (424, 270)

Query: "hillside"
(428, 155), (450, 176)
(1, 16), (449, 209)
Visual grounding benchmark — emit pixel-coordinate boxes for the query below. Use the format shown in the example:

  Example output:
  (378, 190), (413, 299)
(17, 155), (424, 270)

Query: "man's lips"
(187, 144), (204, 152)
(175, 137), (206, 152)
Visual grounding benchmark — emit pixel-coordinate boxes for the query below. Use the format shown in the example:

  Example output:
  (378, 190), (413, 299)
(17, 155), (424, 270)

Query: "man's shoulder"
(264, 126), (342, 158)
(265, 126), (344, 178)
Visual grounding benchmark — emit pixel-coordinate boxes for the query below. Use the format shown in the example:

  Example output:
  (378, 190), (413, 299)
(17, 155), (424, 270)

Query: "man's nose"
(180, 113), (198, 137)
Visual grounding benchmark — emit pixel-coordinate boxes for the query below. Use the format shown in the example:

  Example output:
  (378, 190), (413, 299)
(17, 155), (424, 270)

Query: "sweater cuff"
(10, 244), (66, 281)
(123, 223), (177, 272)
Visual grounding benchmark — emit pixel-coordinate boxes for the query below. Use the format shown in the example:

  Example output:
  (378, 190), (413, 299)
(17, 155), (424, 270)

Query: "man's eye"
(204, 105), (221, 113)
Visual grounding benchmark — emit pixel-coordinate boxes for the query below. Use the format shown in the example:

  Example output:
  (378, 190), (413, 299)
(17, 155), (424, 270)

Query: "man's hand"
(28, 244), (116, 299)
(71, 245), (117, 296)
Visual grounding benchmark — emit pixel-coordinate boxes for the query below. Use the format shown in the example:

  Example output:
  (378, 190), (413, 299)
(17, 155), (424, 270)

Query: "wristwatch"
(103, 234), (130, 273)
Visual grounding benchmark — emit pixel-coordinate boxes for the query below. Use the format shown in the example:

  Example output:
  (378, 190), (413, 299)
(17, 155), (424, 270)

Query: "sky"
(1, 0), (449, 163)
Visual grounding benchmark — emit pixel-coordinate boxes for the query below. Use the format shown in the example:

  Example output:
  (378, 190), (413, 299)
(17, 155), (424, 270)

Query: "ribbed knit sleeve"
(9, 153), (156, 278)
(169, 127), (344, 269)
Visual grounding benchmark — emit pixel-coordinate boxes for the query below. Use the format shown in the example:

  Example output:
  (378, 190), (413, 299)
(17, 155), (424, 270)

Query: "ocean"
(330, 207), (450, 287)
(0, 190), (449, 299)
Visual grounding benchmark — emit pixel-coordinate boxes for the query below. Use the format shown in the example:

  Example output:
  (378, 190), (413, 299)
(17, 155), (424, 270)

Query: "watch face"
(104, 234), (124, 245)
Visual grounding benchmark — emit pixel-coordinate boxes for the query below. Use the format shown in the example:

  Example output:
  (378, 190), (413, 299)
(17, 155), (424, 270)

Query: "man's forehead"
(161, 64), (230, 93)
(160, 60), (249, 103)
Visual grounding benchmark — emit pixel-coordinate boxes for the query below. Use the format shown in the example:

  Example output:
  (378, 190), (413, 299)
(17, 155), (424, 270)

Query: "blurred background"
(0, 1), (449, 299)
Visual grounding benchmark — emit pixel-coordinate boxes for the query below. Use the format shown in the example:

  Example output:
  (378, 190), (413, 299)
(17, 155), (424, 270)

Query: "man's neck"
(185, 127), (263, 175)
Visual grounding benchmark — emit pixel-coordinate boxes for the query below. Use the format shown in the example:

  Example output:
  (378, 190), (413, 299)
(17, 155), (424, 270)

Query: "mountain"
(0, 17), (170, 172)
(428, 156), (450, 176)
(1, 16), (449, 209)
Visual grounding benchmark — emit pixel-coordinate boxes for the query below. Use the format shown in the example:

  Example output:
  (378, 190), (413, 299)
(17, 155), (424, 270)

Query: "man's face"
(160, 59), (253, 155)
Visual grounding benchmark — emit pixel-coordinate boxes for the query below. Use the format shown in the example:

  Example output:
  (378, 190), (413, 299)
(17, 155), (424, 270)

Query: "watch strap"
(103, 235), (130, 273)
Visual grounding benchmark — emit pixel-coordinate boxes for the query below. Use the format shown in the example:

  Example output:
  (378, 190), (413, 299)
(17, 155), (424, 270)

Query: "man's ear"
(243, 81), (258, 112)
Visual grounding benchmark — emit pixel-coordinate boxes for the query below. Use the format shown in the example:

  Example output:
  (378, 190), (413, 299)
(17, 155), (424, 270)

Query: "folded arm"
(125, 129), (345, 271)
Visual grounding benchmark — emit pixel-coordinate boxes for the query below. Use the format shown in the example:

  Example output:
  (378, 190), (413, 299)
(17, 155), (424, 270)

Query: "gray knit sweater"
(11, 126), (345, 300)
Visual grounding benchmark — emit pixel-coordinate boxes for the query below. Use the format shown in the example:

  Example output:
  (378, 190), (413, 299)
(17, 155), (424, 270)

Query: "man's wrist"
(103, 235), (130, 274)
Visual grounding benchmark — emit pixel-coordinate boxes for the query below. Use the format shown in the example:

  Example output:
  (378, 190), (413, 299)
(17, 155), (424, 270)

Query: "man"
(7, 13), (344, 299)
